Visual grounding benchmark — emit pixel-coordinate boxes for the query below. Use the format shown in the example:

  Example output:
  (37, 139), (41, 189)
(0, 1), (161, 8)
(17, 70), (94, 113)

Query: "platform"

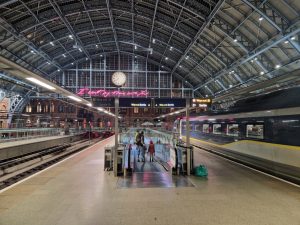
(0, 136), (299, 225)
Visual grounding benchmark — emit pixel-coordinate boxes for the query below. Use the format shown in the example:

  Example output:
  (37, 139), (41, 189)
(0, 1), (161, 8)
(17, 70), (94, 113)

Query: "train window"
(203, 124), (210, 133)
(194, 124), (199, 131)
(246, 124), (264, 139)
(227, 124), (239, 136)
(213, 124), (222, 134)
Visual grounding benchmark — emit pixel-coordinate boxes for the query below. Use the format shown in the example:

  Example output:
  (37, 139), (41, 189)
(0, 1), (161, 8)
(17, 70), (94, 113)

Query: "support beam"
(106, 0), (120, 54)
(114, 97), (119, 177)
(170, 0), (225, 77)
(185, 98), (190, 176)
(48, 0), (90, 59)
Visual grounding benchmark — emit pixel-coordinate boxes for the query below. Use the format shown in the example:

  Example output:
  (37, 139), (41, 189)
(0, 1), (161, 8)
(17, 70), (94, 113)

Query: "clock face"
(112, 72), (126, 86)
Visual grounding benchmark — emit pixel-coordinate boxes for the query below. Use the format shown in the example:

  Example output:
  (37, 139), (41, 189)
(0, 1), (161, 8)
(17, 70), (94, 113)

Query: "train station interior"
(0, 0), (300, 224)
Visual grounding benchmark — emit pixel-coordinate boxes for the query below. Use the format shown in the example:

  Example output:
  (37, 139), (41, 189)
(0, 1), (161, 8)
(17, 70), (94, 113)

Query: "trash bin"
(194, 165), (208, 177)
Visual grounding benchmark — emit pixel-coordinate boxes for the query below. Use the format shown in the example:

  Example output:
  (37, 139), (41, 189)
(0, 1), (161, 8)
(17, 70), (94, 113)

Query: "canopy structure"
(0, 0), (300, 105)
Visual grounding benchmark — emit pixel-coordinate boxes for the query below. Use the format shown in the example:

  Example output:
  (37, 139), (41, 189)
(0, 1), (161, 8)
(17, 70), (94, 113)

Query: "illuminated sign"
(192, 98), (212, 108)
(154, 99), (186, 108)
(120, 98), (151, 107)
(92, 98), (115, 107)
(77, 88), (149, 98)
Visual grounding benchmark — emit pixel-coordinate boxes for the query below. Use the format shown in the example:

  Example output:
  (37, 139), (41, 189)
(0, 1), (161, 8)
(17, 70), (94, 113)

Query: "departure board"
(154, 98), (186, 108)
(92, 98), (115, 107)
(119, 98), (152, 107)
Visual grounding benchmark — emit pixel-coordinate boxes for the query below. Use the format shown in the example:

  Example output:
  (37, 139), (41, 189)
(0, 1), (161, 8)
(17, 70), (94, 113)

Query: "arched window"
(37, 102), (42, 113)
(50, 102), (55, 113)
(25, 104), (32, 113)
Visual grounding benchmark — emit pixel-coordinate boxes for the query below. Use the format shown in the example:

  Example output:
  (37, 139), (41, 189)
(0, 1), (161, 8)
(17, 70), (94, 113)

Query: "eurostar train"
(177, 87), (300, 184)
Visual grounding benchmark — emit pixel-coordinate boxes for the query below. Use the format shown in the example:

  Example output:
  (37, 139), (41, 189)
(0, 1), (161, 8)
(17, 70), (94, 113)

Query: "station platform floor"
(0, 136), (299, 225)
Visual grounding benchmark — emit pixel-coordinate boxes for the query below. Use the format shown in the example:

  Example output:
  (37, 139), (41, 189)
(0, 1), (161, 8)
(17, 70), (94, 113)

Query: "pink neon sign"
(77, 88), (149, 98)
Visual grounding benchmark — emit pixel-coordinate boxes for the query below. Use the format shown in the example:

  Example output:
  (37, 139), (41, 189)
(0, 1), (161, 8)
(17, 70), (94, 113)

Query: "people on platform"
(148, 140), (155, 162)
(135, 130), (142, 162)
(139, 131), (145, 162)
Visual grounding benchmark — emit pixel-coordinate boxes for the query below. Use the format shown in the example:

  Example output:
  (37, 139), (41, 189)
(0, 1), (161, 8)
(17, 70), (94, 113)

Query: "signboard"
(92, 98), (115, 107)
(77, 88), (148, 98)
(191, 98), (212, 108)
(119, 98), (151, 108)
(154, 98), (186, 108)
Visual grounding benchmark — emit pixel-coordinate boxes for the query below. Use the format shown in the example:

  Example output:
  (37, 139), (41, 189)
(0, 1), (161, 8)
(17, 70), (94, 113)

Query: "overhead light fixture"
(134, 45), (137, 50)
(96, 44), (98, 48)
(68, 96), (82, 102)
(98, 108), (104, 111)
(260, 71), (265, 75)
(78, 48), (82, 52)
(275, 64), (281, 69)
(68, 35), (73, 40)
(86, 103), (92, 107)
(71, 62), (74, 65)
(161, 65), (164, 68)
(47, 62), (51, 65)
(150, 50), (153, 55)
(57, 69), (60, 72)
(229, 84), (233, 88)
(179, 65), (182, 68)
(205, 94), (208, 97)
(291, 36), (296, 40)
(152, 39), (156, 43)
(185, 56), (189, 59)
(26, 77), (56, 90)
(284, 40), (289, 44)
(135, 56), (137, 58)
(170, 46), (173, 50)
(165, 57), (168, 60)
(30, 50), (36, 54)
(100, 54), (103, 57)
(86, 57), (88, 61)
(234, 39), (237, 42)
(259, 17), (263, 21)
(62, 54), (66, 58)
(50, 41), (55, 46)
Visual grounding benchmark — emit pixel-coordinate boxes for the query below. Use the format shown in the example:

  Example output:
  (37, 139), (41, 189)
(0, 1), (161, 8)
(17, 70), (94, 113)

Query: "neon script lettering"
(77, 88), (149, 97)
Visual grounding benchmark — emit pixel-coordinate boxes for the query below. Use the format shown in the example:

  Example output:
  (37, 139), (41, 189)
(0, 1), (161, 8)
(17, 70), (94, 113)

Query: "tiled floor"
(0, 136), (299, 225)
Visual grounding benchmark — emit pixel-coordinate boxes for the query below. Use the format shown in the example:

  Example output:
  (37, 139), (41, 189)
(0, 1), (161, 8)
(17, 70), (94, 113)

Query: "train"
(176, 87), (300, 184)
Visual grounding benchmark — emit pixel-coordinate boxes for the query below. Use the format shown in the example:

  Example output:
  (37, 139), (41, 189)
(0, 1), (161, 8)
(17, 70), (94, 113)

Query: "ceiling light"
(165, 57), (168, 60)
(98, 108), (104, 111)
(170, 46), (173, 50)
(179, 65), (182, 68)
(78, 48), (82, 52)
(100, 54), (103, 57)
(26, 77), (56, 90)
(259, 17), (263, 21)
(161, 65), (164, 68)
(30, 50), (36, 54)
(291, 36), (296, 40)
(152, 39), (156, 43)
(62, 54), (66, 58)
(57, 69), (60, 72)
(47, 62), (51, 65)
(68, 35), (73, 40)
(150, 51), (153, 55)
(134, 45), (137, 50)
(96, 45), (98, 48)
(234, 39), (237, 42)
(135, 56), (137, 58)
(254, 57), (258, 61)
(50, 41), (55, 46)
(275, 64), (281, 69)
(260, 71), (265, 75)
(71, 62), (74, 65)
(185, 56), (189, 59)
(205, 94), (208, 97)
(68, 96), (82, 102)
(86, 57), (88, 61)
(284, 40), (289, 44)
(229, 84), (233, 88)
(86, 103), (92, 107)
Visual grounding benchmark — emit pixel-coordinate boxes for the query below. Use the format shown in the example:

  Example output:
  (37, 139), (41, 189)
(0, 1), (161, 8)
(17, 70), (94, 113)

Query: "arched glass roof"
(1, 0), (300, 100)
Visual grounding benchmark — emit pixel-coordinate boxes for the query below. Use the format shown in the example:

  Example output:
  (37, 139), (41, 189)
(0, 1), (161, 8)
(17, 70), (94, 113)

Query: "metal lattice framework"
(1, 0), (300, 101)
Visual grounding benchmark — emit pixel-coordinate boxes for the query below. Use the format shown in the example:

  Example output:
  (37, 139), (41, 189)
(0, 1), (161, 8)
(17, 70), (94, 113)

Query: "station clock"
(111, 71), (127, 86)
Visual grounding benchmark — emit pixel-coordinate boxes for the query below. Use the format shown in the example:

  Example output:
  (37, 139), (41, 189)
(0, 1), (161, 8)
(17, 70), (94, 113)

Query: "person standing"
(148, 140), (155, 162)
(139, 131), (145, 162)
(135, 130), (141, 162)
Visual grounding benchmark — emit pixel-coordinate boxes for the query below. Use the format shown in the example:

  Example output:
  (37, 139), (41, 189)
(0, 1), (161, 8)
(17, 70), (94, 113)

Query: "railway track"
(0, 138), (104, 190)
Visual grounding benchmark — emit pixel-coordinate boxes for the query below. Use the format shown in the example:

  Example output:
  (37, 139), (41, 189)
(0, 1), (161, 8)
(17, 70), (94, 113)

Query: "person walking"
(135, 130), (142, 162)
(148, 140), (155, 162)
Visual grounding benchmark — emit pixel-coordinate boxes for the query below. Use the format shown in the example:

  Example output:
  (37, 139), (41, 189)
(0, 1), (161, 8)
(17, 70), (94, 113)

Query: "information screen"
(92, 98), (115, 107)
(119, 98), (152, 107)
(154, 98), (186, 108)
(191, 98), (212, 108)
